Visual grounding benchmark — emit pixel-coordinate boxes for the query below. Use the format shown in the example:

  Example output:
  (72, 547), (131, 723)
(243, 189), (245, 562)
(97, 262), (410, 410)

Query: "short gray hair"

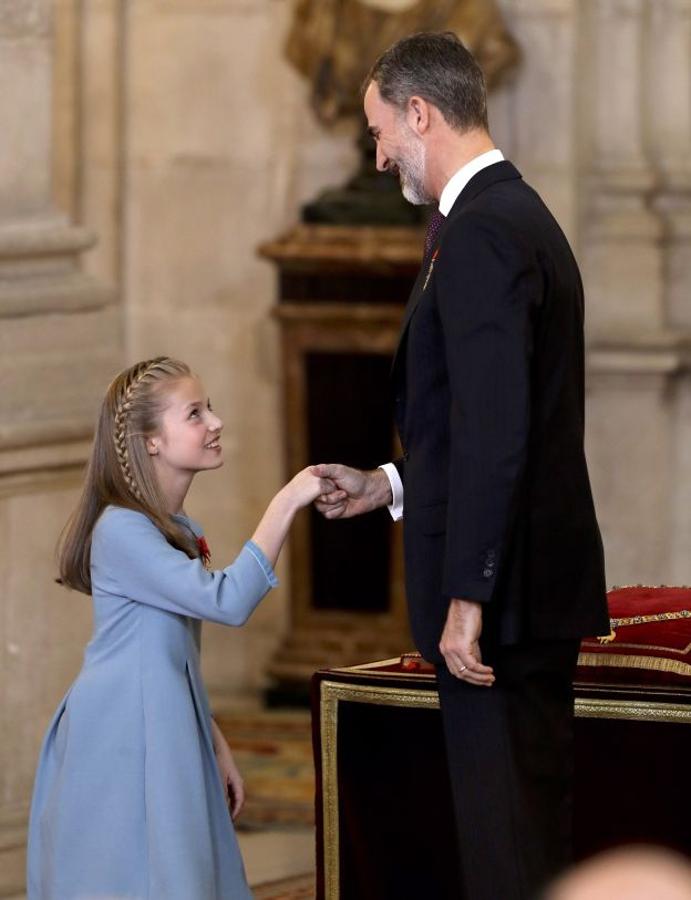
(366, 32), (488, 133)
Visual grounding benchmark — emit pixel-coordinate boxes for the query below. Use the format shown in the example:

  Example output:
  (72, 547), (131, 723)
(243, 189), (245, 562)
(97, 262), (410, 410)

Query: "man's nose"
(375, 144), (389, 173)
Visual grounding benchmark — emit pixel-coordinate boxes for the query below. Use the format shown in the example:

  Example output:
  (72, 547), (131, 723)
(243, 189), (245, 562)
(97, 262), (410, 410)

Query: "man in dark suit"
(314, 32), (609, 900)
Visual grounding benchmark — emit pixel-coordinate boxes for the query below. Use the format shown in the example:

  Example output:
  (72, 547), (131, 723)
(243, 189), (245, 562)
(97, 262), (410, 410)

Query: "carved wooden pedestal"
(260, 225), (424, 698)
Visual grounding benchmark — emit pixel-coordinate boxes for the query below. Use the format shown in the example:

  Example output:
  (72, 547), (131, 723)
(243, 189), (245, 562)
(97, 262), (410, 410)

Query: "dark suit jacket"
(392, 161), (609, 662)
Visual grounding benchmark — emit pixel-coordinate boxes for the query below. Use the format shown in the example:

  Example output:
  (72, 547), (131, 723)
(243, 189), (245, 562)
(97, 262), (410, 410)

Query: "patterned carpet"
(215, 710), (315, 829)
(254, 874), (316, 900)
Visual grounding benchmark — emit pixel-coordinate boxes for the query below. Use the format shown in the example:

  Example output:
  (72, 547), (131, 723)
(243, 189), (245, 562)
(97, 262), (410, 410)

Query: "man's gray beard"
(398, 137), (431, 206)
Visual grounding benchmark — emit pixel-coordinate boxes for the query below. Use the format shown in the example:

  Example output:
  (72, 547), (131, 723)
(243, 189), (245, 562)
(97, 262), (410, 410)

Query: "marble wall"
(1, 0), (690, 893)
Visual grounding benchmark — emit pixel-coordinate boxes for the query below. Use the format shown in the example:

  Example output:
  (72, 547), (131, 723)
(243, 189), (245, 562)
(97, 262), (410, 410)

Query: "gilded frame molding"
(318, 678), (691, 900)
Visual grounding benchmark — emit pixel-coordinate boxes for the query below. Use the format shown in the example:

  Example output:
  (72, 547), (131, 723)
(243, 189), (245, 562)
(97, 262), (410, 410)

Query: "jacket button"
(483, 568), (493, 579)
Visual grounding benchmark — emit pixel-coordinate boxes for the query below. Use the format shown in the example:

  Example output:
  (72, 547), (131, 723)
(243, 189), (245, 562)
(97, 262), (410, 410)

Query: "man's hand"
(439, 598), (495, 686)
(312, 464), (392, 519)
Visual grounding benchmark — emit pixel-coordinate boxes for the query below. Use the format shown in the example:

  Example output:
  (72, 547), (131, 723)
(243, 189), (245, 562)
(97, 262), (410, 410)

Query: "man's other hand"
(312, 464), (392, 519)
(439, 598), (495, 686)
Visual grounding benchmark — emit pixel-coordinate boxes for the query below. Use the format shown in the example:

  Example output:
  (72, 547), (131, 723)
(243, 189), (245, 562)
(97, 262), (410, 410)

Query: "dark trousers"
(436, 639), (581, 900)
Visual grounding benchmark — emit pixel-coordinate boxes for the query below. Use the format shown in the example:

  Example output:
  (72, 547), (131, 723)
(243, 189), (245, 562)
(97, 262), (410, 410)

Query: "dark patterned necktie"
(423, 208), (445, 259)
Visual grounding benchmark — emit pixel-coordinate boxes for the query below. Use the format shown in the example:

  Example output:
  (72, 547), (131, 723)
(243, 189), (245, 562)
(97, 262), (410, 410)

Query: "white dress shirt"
(379, 148), (505, 521)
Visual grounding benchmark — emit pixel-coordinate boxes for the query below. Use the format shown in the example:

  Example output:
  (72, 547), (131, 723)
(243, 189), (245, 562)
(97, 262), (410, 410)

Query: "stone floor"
(239, 827), (315, 888)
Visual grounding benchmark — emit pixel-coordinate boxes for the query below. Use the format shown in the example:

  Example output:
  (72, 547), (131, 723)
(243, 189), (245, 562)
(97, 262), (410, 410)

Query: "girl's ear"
(146, 437), (159, 456)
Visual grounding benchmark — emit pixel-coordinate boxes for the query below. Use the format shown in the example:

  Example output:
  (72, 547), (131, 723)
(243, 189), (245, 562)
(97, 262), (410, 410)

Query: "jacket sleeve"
(435, 214), (539, 603)
(91, 507), (278, 625)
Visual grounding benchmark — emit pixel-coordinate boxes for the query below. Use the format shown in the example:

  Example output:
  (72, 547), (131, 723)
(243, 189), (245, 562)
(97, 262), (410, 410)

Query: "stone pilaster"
(648, 0), (691, 583)
(582, 0), (664, 336)
(504, 0), (579, 240)
(649, 0), (691, 329)
(0, 0), (119, 473)
(579, 0), (691, 588)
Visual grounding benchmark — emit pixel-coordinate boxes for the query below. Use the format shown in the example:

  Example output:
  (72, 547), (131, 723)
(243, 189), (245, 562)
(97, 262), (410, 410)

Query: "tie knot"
(424, 209), (445, 259)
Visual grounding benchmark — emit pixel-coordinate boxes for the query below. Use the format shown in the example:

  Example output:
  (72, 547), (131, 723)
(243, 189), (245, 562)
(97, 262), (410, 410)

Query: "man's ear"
(406, 96), (431, 136)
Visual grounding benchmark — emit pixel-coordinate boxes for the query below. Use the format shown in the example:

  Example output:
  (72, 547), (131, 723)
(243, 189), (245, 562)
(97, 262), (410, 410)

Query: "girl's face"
(147, 376), (224, 475)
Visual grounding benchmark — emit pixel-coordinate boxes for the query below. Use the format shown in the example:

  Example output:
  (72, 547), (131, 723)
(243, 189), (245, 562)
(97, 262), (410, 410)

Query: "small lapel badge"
(422, 248), (439, 292)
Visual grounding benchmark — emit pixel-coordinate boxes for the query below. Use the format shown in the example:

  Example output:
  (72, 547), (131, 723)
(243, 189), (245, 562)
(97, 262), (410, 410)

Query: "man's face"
(364, 82), (432, 205)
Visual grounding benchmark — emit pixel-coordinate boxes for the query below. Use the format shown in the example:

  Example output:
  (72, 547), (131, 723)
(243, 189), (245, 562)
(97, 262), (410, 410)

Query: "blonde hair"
(58, 357), (201, 594)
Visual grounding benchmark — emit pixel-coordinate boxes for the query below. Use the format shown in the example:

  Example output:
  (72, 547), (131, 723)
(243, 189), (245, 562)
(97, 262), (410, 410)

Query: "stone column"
(648, 0), (691, 583)
(0, 1), (119, 454)
(579, 0), (689, 588)
(650, 0), (691, 329)
(0, 3), (120, 895)
(500, 0), (580, 241)
(582, 0), (663, 336)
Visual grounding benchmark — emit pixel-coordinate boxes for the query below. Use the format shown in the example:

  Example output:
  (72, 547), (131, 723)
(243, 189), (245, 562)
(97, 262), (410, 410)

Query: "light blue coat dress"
(27, 505), (278, 900)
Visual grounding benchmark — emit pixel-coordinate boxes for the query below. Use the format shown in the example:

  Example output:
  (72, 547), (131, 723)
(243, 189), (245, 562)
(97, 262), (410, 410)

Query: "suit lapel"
(391, 161), (522, 382)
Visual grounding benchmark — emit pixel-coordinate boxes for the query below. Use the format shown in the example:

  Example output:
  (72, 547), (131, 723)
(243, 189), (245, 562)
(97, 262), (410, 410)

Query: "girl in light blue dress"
(27, 357), (337, 900)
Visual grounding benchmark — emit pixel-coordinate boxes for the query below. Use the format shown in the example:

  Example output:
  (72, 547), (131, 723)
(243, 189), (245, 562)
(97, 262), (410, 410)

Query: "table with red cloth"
(311, 587), (691, 900)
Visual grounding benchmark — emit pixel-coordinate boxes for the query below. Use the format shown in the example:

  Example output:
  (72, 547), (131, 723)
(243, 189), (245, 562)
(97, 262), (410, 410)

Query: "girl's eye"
(189, 409), (200, 418)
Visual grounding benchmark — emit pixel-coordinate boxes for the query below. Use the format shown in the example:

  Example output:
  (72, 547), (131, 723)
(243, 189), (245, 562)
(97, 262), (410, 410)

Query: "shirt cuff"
(245, 540), (279, 589)
(379, 463), (404, 522)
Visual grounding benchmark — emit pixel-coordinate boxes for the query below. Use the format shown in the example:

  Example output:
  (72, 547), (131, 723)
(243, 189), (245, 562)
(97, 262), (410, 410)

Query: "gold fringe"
(582, 639), (691, 656)
(578, 652), (691, 679)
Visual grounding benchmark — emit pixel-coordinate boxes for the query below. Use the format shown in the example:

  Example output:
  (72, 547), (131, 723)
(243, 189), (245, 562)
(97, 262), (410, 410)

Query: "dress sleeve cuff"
(378, 463), (404, 522)
(244, 540), (279, 588)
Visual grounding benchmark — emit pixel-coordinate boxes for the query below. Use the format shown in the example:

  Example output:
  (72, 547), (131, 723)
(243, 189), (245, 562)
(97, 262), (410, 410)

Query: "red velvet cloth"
(389, 586), (691, 687)
(577, 586), (691, 687)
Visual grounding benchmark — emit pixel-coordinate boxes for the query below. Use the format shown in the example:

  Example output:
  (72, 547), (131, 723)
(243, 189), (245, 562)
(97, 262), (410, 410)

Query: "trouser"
(435, 639), (581, 900)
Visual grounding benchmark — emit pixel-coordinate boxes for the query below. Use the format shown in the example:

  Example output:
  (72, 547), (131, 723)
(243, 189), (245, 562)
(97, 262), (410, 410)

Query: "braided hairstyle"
(112, 358), (176, 502)
(58, 357), (201, 594)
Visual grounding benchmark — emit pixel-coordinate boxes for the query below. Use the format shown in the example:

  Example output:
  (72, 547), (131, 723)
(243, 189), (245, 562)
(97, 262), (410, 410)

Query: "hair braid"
(113, 358), (165, 501)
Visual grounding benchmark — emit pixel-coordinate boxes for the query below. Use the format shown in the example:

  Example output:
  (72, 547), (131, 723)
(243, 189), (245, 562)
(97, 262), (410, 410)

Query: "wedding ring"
(459, 665), (468, 673)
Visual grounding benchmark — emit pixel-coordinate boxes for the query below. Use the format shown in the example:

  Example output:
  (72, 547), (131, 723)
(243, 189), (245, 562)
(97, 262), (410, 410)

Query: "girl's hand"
(250, 467), (345, 569)
(284, 467), (342, 511)
(211, 718), (245, 820)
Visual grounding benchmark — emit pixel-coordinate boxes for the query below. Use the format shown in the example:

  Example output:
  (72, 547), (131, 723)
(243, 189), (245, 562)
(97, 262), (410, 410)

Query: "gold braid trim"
(113, 359), (163, 500)
(597, 610), (691, 644)
(578, 652), (691, 679)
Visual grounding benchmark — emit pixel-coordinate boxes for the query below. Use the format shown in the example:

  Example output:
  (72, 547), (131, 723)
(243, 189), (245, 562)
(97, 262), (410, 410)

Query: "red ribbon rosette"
(196, 536), (211, 567)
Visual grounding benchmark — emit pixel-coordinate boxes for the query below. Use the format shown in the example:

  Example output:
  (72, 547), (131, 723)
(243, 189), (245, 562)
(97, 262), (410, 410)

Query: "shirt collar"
(438, 148), (505, 217)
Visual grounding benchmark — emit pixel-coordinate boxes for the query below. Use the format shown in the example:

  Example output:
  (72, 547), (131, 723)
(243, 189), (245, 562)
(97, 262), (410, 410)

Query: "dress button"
(483, 568), (493, 578)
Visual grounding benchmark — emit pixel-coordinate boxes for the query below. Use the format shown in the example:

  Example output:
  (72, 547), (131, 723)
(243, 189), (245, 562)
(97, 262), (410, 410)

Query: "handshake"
(287, 463), (394, 519)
